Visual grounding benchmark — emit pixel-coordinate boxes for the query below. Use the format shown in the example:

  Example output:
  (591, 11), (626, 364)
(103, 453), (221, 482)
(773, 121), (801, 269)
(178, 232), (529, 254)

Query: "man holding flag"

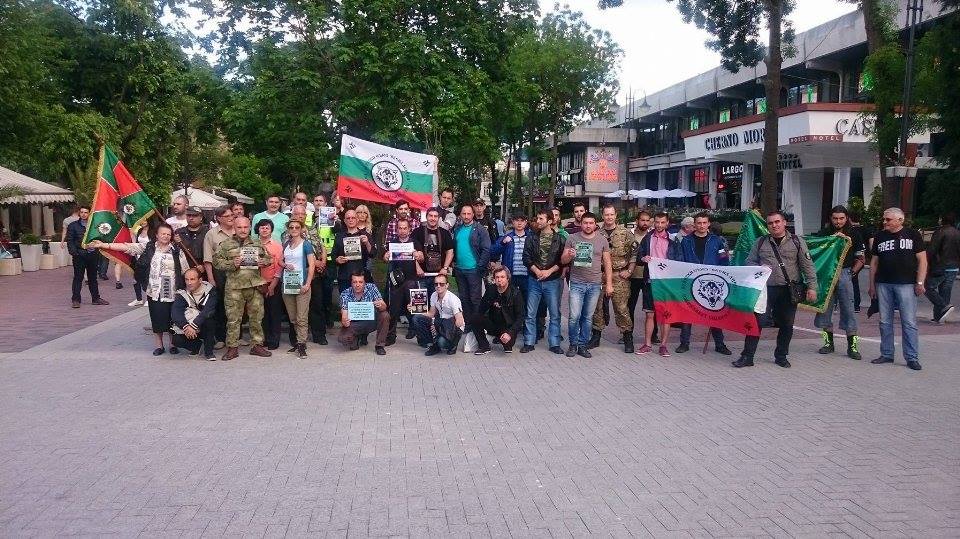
(672, 212), (732, 355)
(733, 211), (818, 368)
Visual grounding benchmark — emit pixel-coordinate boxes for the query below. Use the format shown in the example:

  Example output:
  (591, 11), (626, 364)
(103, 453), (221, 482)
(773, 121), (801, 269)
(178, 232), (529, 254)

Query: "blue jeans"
(925, 268), (958, 319)
(412, 314), (462, 350)
(814, 267), (858, 334)
(453, 268), (483, 320)
(525, 277), (561, 347)
(877, 283), (920, 362)
(567, 281), (601, 347)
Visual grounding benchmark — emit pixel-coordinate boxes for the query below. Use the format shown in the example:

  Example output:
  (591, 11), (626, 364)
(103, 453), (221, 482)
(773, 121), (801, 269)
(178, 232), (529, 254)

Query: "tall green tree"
(508, 5), (622, 209)
(601, 0), (793, 214)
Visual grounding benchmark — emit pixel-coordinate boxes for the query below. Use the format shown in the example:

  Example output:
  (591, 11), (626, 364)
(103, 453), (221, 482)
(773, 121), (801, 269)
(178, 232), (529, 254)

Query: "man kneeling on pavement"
(470, 266), (526, 355)
(171, 268), (219, 360)
(411, 273), (466, 355)
(339, 271), (391, 355)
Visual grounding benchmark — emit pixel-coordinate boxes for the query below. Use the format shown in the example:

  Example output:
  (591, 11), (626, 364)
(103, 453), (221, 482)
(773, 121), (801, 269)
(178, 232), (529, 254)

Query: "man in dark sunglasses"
(410, 277), (466, 355)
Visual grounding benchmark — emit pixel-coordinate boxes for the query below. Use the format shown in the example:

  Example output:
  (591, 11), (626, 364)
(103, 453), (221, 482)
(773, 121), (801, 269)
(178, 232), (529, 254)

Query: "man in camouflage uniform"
(588, 204), (639, 353)
(214, 216), (274, 360)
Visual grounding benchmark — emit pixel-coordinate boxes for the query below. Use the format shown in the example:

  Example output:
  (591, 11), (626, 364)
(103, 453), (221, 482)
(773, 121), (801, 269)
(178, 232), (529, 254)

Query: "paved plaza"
(2, 294), (959, 537)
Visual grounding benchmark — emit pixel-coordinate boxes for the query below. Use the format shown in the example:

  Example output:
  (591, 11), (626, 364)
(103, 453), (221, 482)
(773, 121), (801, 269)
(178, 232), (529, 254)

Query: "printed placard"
(317, 207), (336, 227)
(410, 288), (428, 313)
(239, 245), (260, 269)
(343, 236), (362, 261)
(573, 241), (594, 267)
(389, 242), (415, 261)
(283, 270), (302, 294)
(347, 301), (375, 321)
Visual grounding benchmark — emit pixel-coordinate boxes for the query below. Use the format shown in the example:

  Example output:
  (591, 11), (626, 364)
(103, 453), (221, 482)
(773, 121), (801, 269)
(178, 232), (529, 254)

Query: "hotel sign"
(584, 146), (620, 193)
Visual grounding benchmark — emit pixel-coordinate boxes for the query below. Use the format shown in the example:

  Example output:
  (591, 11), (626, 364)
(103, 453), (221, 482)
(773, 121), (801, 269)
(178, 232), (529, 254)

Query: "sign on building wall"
(584, 147), (620, 193)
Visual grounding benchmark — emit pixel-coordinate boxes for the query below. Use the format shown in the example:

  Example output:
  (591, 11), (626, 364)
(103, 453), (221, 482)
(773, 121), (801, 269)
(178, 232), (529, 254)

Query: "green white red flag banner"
(648, 258), (772, 336)
(336, 135), (438, 210)
(82, 145), (156, 270)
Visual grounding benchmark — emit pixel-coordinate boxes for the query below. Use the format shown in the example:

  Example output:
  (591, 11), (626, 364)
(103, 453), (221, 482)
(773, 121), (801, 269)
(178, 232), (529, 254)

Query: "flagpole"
(702, 327), (710, 355)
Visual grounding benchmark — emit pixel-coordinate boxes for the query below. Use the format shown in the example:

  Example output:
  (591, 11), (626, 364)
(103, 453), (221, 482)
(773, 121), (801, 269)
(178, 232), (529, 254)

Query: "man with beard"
(412, 207), (454, 300)
(813, 205), (865, 360)
(519, 210), (565, 354)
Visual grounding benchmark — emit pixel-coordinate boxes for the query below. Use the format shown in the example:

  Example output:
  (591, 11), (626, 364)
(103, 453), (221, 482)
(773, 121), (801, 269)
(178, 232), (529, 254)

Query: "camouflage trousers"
(224, 286), (265, 347)
(592, 273), (633, 333)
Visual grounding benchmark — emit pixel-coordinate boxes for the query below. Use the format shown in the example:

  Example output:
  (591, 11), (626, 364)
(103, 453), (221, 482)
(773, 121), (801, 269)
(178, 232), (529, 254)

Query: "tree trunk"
(514, 142), (523, 217)
(760, 0), (783, 215)
(862, 0), (900, 210)
(502, 143), (513, 220)
(548, 130), (558, 208)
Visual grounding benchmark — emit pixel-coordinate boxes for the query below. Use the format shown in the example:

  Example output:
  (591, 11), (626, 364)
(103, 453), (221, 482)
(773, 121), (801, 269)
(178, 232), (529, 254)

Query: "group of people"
(65, 189), (956, 371)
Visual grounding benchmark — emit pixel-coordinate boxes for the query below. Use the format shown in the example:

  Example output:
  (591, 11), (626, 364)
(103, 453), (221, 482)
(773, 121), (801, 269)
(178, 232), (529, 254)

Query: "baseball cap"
(186, 206), (203, 216)
(473, 198), (486, 206)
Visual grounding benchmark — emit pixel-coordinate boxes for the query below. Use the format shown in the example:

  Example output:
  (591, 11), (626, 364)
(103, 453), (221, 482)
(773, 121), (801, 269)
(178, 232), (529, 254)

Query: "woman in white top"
(90, 223), (189, 356)
(279, 219), (316, 358)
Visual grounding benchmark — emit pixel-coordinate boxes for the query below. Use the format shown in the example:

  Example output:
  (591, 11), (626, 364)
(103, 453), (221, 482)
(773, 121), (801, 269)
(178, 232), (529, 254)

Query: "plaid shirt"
(385, 216), (421, 245)
(339, 283), (383, 310)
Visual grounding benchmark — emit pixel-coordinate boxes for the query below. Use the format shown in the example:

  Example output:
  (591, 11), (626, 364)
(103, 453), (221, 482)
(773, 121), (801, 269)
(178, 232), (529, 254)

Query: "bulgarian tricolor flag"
(82, 145), (156, 270)
(648, 258), (772, 336)
(336, 134), (438, 210)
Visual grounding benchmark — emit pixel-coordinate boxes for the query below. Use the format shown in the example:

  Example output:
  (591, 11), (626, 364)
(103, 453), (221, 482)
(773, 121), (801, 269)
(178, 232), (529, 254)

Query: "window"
(690, 167), (709, 193)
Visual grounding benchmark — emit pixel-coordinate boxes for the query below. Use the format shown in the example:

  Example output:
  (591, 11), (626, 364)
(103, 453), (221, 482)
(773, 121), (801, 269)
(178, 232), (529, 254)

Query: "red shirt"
(260, 238), (283, 281)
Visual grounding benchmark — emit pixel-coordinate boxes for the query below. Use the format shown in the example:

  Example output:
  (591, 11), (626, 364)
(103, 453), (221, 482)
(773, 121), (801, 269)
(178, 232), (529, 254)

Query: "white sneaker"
(127, 299), (143, 307)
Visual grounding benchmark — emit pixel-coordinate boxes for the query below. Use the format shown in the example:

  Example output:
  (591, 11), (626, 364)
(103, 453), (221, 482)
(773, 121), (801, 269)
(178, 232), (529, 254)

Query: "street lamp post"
(886, 0), (924, 216)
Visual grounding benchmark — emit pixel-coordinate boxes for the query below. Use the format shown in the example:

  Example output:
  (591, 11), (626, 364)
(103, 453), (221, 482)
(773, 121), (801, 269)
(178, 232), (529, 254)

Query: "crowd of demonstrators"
(78, 187), (950, 372)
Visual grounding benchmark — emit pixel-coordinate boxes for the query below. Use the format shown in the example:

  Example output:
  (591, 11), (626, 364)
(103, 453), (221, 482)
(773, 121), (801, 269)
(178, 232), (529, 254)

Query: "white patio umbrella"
(666, 188), (697, 198)
(603, 189), (626, 198)
(634, 189), (658, 199)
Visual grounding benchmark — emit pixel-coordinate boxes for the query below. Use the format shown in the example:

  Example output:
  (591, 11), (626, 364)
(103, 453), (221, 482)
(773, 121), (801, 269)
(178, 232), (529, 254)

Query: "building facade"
(543, 0), (947, 233)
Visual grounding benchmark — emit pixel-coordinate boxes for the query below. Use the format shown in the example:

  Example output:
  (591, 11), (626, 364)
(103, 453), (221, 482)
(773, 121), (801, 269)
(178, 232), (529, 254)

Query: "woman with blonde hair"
(354, 204), (373, 233)
(280, 218), (316, 358)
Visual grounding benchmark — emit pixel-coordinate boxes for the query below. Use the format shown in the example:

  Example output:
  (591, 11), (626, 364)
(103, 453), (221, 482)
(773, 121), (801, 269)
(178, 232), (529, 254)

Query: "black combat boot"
(587, 329), (602, 349)
(817, 330), (834, 354)
(622, 332), (634, 354)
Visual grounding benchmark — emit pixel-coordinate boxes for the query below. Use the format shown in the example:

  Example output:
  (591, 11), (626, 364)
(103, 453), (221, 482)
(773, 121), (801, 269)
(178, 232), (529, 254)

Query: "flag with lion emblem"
(82, 145), (156, 269)
(648, 258), (772, 336)
(336, 135), (438, 210)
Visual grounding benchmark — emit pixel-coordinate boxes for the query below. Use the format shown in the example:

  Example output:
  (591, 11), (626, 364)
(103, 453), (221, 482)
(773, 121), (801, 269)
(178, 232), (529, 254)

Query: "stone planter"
(39, 253), (57, 270)
(20, 244), (42, 272)
(0, 257), (21, 276)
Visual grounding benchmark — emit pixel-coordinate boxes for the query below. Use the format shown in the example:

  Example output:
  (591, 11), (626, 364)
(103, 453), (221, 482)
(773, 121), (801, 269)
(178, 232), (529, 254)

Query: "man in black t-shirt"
(412, 208), (454, 299)
(869, 207), (927, 371)
(813, 205), (865, 360)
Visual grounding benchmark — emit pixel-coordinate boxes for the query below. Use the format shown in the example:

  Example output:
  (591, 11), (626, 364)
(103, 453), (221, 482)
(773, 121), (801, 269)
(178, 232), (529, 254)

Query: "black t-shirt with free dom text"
(871, 227), (925, 284)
